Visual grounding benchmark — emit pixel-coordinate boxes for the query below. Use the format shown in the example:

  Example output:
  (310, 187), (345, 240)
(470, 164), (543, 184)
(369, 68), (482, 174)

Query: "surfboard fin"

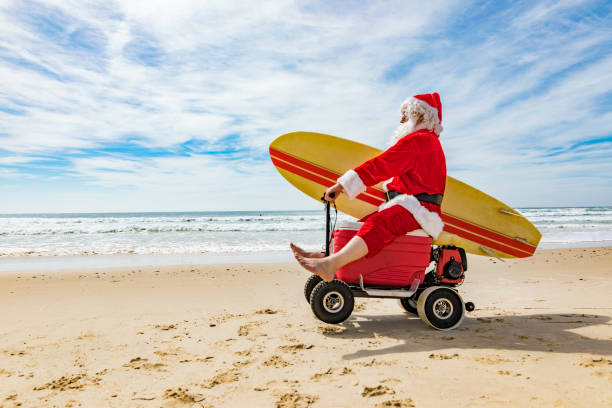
(514, 237), (530, 245)
(499, 208), (522, 217)
(480, 246), (505, 262)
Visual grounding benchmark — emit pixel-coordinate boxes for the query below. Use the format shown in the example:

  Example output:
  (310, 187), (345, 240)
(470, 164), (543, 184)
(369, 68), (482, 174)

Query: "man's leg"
(293, 236), (368, 282)
(292, 205), (421, 281)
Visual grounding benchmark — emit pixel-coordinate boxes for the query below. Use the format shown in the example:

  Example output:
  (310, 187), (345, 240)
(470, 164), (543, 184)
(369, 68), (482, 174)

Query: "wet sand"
(1, 247), (611, 407)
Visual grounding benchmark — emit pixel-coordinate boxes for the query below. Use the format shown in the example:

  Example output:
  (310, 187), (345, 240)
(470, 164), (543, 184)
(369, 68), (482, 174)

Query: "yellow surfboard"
(270, 131), (541, 259)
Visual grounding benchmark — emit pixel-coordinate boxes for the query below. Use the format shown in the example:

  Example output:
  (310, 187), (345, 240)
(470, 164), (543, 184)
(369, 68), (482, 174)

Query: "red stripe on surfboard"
(270, 147), (533, 256)
(269, 147), (386, 200)
(441, 213), (535, 253)
(271, 156), (383, 207)
(271, 157), (334, 188)
(443, 223), (530, 258)
(270, 148), (339, 181)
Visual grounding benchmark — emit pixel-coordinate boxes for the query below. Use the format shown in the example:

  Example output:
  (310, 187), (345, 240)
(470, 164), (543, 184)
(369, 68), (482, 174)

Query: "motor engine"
(433, 246), (467, 284)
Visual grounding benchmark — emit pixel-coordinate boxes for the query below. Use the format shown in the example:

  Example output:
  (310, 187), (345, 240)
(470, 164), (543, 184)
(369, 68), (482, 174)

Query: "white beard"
(389, 119), (417, 146)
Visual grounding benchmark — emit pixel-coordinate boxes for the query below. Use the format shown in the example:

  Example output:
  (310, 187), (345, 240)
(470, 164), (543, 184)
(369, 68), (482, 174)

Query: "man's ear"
(416, 112), (424, 125)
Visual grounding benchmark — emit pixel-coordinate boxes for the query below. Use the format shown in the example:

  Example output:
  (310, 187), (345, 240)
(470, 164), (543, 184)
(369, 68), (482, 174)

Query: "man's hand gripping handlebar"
(323, 183), (344, 203)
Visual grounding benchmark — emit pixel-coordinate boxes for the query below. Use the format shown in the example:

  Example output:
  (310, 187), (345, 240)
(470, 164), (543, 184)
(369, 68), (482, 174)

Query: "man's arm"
(337, 135), (421, 199)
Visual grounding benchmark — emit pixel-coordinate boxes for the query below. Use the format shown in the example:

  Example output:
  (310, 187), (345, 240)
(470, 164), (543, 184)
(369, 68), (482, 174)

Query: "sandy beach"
(1, 247), (611, 408)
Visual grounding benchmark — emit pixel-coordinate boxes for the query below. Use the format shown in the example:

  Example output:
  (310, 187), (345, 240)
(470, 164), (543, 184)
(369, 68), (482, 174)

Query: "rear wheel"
(398, 297), (418, 315)
(304, 275), (323, 302)
(310, 280), (354, 324)
(417, 286), (465, 330)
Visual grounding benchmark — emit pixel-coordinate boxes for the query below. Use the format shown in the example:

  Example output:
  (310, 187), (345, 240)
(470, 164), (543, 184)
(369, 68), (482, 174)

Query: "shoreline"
(1, 246), (611, 407)
(0, 250), (296, 274)
(1, 244), (612, 274)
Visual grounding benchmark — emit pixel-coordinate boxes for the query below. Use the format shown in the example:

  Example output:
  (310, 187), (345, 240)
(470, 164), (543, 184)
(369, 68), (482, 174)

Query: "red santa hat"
(400, 92), (443, 135)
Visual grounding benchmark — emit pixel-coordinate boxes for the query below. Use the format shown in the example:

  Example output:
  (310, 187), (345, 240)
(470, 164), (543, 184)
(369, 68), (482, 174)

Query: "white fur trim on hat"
(337, 169), (366, 200)
(400, 98), (443, 135)
(378, 194), (444, 239)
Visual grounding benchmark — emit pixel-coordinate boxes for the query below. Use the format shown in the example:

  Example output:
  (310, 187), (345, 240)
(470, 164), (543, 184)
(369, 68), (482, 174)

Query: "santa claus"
(291, 92), (446, 282)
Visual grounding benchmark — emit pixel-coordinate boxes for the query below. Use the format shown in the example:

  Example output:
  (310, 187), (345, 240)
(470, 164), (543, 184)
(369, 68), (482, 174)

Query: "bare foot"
(290, 243), (324, 259)
(293, 253), (336, 282)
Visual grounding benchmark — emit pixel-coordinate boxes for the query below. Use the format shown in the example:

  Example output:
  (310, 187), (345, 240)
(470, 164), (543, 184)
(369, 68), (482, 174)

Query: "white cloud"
(0, 0), (610, 212)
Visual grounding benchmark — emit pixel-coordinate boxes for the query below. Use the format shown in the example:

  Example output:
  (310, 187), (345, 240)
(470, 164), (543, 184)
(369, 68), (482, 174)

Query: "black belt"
(385, 190), (443, 206)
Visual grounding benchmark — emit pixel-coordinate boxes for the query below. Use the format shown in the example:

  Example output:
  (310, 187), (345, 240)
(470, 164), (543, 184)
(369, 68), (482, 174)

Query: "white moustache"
(389, 119), (416, 146)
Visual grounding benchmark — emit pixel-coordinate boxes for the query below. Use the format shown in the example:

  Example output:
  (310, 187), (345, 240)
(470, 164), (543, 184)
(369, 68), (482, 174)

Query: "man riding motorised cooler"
(291, 92), (446, 282)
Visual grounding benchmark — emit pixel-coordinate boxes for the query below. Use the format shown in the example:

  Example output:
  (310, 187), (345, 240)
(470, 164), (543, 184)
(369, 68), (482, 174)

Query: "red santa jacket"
(337, 129), (446, 238)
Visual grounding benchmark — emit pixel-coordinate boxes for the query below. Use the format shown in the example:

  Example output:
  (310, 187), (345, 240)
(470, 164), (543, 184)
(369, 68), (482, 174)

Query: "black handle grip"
(321, 192), (336, 202)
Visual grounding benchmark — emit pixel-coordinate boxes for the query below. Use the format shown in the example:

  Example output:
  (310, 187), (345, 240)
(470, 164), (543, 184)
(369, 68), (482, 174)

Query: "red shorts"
(356, 205), (422, 257)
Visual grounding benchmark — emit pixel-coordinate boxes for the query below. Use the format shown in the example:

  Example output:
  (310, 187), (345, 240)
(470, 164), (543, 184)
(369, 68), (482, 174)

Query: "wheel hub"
(322, 291), (344, 313)
(432, 298), (454, 319)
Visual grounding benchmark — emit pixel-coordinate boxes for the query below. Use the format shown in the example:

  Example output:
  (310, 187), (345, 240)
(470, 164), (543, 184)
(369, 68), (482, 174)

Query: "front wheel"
(310, 280), (354, 324)
(417, 286), (465, 330)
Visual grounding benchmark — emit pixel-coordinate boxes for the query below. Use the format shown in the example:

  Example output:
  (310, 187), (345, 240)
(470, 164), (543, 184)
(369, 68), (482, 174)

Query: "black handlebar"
(320, 192), (336, 202)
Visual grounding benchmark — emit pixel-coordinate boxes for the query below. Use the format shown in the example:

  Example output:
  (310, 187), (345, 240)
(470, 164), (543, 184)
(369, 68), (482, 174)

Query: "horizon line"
(0, 206), (610, 216)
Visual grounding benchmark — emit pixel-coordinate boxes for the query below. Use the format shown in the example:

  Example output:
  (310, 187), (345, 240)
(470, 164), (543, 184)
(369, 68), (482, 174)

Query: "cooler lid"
(336, 221), (429, 237)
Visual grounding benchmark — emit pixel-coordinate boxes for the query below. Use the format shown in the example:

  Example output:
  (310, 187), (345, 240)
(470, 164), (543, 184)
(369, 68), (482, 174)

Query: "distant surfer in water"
(291, 93), (446, 281)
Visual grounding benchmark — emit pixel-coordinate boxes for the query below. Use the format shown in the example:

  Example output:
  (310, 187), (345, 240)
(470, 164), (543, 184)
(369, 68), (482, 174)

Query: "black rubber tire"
(417, 287), (465, 330)
(465, 301), (475, 312)
(399, 297), (418, 315)
(304, 275), (323, 303)
(310, 280), (354, 324)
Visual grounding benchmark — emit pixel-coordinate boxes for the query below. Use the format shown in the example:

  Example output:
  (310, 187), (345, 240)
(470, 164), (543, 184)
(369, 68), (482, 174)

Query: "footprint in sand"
(474, 355), (512, 365)
(123, 357), (167, 371)
(238, 325), (250, 336)
(317, 326), (346, 335)
(428, 353), (459, 360)
(155, 324), (178, 331)
(237, 320), (264, 337)
(355, 359), (397, 367)
(340, 367), (354, 375)
(232, 359), (253, 368)
(210, 313), (246, 325)
(354, 303), (367, 312)
(255, 308), (280, 315)
(275, 390), (319, 408)
(202, 369), (241, 389)
(0, 368), (13, 377)
(578, 357), (612, 368)
(362, 385), (395, 397)
(163, 387), (206, 405)
(277, 344), (314, 354)
(263, 355), (291, 368)
(375, 398), (416, 408)
(33, 373), (101, 392)
(154, 348), (183, 358)
(310, 368), (333, 381)
(577, 357), (612, 379)
(4, 394), (18, 402)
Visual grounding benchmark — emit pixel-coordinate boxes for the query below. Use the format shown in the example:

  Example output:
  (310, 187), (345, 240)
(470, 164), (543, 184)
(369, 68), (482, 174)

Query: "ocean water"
(0, 207), (610, 262)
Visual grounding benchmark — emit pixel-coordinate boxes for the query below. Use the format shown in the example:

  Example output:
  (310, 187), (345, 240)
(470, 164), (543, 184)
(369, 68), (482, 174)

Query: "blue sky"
(0, 0), (611, 213)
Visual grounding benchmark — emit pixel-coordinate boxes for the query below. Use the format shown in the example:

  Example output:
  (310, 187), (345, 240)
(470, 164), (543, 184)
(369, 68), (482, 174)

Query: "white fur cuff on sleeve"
(337, 169), (366, 200)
